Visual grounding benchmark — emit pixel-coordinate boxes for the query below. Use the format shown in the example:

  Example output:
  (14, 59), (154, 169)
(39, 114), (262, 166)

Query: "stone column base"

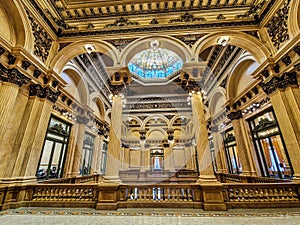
(200, 183), (227, 211)
(103, 176), (121, 183)
(197, 175), (218, 183)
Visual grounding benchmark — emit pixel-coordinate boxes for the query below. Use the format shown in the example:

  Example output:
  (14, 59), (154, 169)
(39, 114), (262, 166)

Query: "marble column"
(0, 69), (30, 180)
(191, 92), (217, 182)
(71, 121), (87, 176)
(104, 95), (122, 182)
(211, 129), (227, 173)
(11, 84), (60, 181)
(261, 72), (300, 182)
(228, 111), (256, 176)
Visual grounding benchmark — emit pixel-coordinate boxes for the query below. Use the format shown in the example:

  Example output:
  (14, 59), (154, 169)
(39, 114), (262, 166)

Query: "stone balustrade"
(0, 181), (300, 211)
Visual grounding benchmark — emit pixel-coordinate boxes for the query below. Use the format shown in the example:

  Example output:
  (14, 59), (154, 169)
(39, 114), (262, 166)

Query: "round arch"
(142, 115), (170, 130)
(61, 64), (89, 105)
(0, 0), (30, 48)
(209, 89), (227, 118)
(125, 115), (143, 127)
(50, 40), (119, 74)
(120, 35), (194, 66)
(227, 57), (257, 100)
(146, 127), (167, 139)
(288, 0), (300, 37)
(193, 31), (270, 64)
(89, 94), (106, 120)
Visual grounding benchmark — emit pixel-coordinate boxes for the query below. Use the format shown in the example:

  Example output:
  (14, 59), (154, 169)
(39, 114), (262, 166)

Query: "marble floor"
(1, 207), (300, 225)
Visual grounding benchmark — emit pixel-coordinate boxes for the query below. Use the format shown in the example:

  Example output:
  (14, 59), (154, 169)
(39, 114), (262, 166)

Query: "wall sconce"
(84, 44), (95, 54)
(217, 36), (230, 46)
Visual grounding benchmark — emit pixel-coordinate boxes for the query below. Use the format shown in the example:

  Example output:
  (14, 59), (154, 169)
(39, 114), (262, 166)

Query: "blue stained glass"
(128, 44), (183, 79)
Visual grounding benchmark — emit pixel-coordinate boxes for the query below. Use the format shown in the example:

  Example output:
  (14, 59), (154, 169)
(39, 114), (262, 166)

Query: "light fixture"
(217, 36), (230, 46)
(84, 44), (95, 54)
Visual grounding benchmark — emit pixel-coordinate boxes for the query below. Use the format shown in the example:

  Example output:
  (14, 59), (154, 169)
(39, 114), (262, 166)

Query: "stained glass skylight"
(128, 40), (183, 79)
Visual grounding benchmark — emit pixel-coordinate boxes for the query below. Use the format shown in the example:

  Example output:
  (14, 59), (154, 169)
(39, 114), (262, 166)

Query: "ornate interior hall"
(0, 0), (300, 222)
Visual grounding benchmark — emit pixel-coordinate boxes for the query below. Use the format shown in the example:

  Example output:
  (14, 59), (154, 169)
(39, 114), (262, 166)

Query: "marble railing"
(223, 183), (300, 208)
(29, 184), (98, 202)
(122, 185), (197, 202)
(40, 174), (103, 184)
(0, 181), (299, 211)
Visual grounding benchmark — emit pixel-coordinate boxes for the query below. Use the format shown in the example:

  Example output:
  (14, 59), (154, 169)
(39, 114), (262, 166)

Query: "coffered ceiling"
(27, 0), (272, 37)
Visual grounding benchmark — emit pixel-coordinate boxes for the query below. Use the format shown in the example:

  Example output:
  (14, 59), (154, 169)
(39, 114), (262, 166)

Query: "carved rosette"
(266, 0), (291, 49)
(260, 72), (298, 95)
(29, 84), (61, 103)
(0, 65), (31, 87)
(227, 110), (243, 121)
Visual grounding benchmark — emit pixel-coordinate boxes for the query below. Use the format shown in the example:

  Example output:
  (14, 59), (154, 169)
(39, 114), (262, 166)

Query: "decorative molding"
(169, 12), (205, 23)
(29, 84), (61, 103)
(220, 76), (228, 89)
(281, 55), (292, 66)
(105, 17), (139, 28)
(26, 11), (53, 62)
(0, 65), (31, 87)
(217, 14), (226, 20)
(266, 0), (291, 49)
(7, 54), (16, 65)
(293, 46), (300, 56)
(236, 0), (267, 19)
(260, 72), (298, 95)
(174, 34), (203, 48)
(227, 110), (243, 121)
(21, 61), (31, 70)
(0, 46), (5, 55)
(110, 83), (125, 95)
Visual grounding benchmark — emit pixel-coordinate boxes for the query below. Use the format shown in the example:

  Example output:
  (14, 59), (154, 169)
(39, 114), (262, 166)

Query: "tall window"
(100, 141), (108, 174)
(248, 109), (293, 179)
(223, 129), (241, 174)
(81, 133), (95, 175)
(37, 116), (71, 179)
(150, 149), (164, 171)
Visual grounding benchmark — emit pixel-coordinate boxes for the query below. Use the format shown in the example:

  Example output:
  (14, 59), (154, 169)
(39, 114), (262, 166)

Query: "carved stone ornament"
(266, 0), (291, 49)
(105, 17), (139, 28)
(227, 110), (243, 121)
(27, 11), (53, 62)
(0, 65), (31, 87)
(76, 116), (89, 125)
(110, 83), (125, 95)
(169, 12), (205, 23)
(29, 84), (61, 103)
(260, 72), (298, 95)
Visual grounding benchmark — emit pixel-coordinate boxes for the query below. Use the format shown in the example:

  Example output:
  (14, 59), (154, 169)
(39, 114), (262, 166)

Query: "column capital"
(227, 110), (243, 120)
(0, 64), (31, 87)
(260, 72), (298, 95)
(29, 84), (61, 103)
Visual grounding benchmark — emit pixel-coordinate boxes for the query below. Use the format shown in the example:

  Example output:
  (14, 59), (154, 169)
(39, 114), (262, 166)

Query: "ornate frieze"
(0, 46), (5, 55)
(266, 0), (291, 49)
(227, 110), (243, 121)
(21, 61), (31, 70)
(220, 76), (228, 89)
(105, 38), (137, 51)
(7, 54), (16, 65)
(29, 84), (61, 103)
(260, 72), (298, 95)
(105, 17), (139, 28)
(294, 62), (300, 71)
(169, 12), (205, 23)
(293, 46), (300, 56)
(0, 65), (31, 87)
(174, 34), (203, 48)
(27, 11), (53, 62)
(281, 55), (292, 66)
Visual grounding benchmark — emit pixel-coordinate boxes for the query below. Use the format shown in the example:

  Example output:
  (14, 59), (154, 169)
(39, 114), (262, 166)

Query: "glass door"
(249, 110), (293, 179)
(37, 116), (71, 179)
(223, 130), (241, 174)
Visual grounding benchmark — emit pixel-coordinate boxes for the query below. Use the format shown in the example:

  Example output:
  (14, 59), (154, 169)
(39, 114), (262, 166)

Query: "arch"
(288, 0), (300, 37)
(125, 115), (143, 127)
(50, 40), (119, 74)
(193, 31), (270, 64)
(89, 94), (106, 120)
(61, 64), (88, 105)
(0, 0), (29, 48)
(120, 35), (194, 66)
(142, 115), (170, 130)
(227, 57), (258, 100)
(209, 90), (227, 118)
(104, 109), (111, 124)
(146, 127), (167, 139)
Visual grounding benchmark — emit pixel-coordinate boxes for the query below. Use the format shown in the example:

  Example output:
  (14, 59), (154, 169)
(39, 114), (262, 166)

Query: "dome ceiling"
(128, 40), (183, 80)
